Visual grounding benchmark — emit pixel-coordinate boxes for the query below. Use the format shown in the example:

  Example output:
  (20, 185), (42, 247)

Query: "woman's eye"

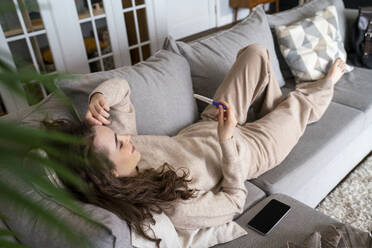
(120, 141), (123, 149)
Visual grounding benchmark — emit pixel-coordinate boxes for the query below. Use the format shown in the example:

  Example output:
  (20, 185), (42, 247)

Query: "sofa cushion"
(0, 170), (132, 248)
(267, 0), (346, 83)
(164, 6), (285, 112)
(333, 66), (372, 128)
(0, 93), (80, 126)
(58, 49), (198, 136)
(236, 181), (266, 220)
(251, 102), (366, 207)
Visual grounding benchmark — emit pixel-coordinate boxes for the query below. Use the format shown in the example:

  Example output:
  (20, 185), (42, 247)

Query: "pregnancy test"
(193, 94), (227, 109)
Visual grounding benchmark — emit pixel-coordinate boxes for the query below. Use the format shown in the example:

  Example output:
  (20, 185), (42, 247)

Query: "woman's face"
(93, 126), (140, 177)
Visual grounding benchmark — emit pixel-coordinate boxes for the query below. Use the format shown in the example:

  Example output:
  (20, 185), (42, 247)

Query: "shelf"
(78, 8), (105, 20)
(4, 18), (44, 38)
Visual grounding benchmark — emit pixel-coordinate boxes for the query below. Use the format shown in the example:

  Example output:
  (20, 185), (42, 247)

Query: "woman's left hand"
(214, 100), (237, 142)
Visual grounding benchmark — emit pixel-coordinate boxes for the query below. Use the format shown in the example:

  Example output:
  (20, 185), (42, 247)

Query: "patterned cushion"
(275, 5), (351, 82)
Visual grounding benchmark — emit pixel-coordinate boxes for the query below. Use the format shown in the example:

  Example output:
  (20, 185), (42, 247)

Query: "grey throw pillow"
(267, 0), (346, 82)
(58, 50), (198, 136)
(0, 170), (131, 248)
(164, 6), (285, 112)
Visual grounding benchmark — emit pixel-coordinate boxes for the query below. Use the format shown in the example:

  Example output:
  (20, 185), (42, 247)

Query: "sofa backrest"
(164, 6), (286, 112)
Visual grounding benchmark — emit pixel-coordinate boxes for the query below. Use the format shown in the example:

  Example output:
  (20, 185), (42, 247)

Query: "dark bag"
(350, 7), (372, 68)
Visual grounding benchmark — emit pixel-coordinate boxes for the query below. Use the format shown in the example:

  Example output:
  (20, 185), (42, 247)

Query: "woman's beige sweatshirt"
(89, 78), (250, 231)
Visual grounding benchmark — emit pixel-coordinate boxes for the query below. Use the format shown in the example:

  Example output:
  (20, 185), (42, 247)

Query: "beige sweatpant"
(201, 44), (335, 178)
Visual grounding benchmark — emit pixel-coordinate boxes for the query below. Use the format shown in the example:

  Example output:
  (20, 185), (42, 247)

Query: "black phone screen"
(247, 199), (291, 235)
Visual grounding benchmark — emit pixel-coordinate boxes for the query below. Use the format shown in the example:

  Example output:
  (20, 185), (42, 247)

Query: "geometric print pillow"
(275, 5), (352, 82)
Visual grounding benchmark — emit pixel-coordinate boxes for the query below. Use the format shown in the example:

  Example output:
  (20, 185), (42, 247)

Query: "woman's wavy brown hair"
(43, 119), (197, 246)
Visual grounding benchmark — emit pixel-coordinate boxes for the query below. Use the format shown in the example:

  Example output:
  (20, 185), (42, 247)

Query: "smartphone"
(247, 199), (291, 235)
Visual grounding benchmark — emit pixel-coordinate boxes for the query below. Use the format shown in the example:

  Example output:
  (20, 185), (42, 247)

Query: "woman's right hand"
(85, 93), (111, 126)
(215, 100), (237, 142)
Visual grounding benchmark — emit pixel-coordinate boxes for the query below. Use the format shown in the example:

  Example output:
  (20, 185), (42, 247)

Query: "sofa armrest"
(344, 8), (359, 51)
(213, 194), (341, 248)
(344, 8), (359, 27)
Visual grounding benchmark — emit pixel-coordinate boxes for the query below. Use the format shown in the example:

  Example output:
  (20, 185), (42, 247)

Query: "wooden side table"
(230, 0), (279, 21)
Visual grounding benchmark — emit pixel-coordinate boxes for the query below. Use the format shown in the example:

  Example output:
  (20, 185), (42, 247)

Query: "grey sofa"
(0, 1), (371, 247)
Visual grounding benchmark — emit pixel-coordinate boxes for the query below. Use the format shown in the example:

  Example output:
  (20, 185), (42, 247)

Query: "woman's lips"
(132, 145), (136, 153)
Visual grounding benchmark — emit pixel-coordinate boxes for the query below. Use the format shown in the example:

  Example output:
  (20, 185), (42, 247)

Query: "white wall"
(166, 0), (215, 40)
(216, 0), (250, 27)
(162, 1), (272, 40)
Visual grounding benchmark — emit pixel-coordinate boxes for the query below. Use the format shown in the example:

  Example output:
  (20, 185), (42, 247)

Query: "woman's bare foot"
(326, 58), (346, 85)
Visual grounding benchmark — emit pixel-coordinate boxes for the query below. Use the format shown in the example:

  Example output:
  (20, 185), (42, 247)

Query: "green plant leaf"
(0, 180), (92, 248)
(0, 229), (19, 238)
(0, 122), (83, 144)
(0, 240), (28, 248)
(2, 160), (85, 217)
(0, 6), (99, 245)
(28, 155), (89, 193)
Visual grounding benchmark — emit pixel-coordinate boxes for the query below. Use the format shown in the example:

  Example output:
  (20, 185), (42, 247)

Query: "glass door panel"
(124, 11), (137, 46)
(80, 21), (99, 59)
(103, 56), (114, 70)
(135, 0), (145, 6)
(122, 0), (151, 65)
(122, 0), (132, 9)
(75, 0), (115, 72)
(8, 38), (35, 70)
(91, 0), (105, 16)
(0, 0), (23, 37)
(136, 8), (149, 42)
(141, 43), (151, 60)
(129, 47), (140, 64)
(0, 0), (45, 37)
(18, 0), (45, 33)
(96, 18), (112, 55)
(0, 0), (55, 105)
(89, 60), (101, 72)
(76, 0), (106, 20)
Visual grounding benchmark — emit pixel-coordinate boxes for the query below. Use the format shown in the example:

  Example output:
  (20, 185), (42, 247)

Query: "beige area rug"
(316, 153), (372, 233)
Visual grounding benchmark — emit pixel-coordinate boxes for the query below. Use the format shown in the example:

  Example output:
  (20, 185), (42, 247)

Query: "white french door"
(0, 0), (159, 114)
(0, 0), (64, 112)
(107, 0), (158, 66)
(51, 0), (158, 72)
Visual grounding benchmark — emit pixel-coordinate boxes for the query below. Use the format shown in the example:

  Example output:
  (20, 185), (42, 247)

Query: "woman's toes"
(326, 58), (346, 85)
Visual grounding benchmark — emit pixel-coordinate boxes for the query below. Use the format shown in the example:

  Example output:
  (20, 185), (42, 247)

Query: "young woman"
(53, 44), (345, 246)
